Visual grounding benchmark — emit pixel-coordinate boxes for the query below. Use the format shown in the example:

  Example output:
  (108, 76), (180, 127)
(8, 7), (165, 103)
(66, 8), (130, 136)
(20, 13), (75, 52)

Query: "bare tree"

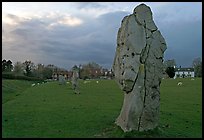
(23, 60), (35, 76)
(192, 57), (202, 77)
(13, 61), (24, 75)
(164, 59), (176, 68)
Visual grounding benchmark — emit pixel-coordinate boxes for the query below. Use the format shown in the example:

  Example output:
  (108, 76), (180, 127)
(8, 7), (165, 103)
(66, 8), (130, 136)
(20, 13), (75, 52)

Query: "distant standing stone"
(59, 75), (66, 85)
(72, 69), (80, 94)
(112, 3), (167, 132)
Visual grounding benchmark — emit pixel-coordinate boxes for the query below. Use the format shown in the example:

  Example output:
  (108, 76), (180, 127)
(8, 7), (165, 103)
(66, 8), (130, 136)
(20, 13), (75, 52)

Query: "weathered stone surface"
(112, 3), (167, 132)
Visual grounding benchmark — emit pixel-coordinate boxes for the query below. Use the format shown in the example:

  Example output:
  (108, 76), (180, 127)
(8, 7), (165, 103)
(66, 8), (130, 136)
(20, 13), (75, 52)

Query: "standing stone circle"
(112, 3), (167, 132)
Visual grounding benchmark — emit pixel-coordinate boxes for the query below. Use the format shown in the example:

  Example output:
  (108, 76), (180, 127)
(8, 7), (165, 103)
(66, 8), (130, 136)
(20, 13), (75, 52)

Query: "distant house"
(174, 67), (194, 78)
(52, 71), (72, 80)
(89, 68), (103, 78)
(101, 69), (114, 79)
(86, 68), (113, 79)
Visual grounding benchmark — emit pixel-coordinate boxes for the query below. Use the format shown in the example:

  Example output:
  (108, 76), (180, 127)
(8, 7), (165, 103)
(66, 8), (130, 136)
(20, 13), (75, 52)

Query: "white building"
(174, 68), (194, 79)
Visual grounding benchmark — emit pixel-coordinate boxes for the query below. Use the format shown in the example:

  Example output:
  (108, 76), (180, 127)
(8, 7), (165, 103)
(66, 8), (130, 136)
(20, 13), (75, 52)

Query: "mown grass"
(2, 78), (202, 138)
(2, 80), (34, 104)
(159, 78), (202, 138)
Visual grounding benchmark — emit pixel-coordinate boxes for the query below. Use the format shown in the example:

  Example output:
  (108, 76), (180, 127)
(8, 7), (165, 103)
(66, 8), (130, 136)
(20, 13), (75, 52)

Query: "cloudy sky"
(2, 2), (202, 70)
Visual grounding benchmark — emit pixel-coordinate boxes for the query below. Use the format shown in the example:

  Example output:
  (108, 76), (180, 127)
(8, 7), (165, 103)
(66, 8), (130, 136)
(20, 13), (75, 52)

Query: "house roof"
(175, 68), (194, 72)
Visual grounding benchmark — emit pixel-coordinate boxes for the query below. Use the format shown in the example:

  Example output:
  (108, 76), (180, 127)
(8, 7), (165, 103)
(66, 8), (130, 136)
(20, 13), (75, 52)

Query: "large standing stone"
(112, 3), (167, 132)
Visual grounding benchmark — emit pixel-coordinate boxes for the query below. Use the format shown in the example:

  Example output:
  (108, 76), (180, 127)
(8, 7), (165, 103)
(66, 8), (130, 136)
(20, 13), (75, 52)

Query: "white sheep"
(177, 82), (182, 86)
(84, 81), (90, 84)
(31, 83), (35, 87)
(96, 81), (99, 84)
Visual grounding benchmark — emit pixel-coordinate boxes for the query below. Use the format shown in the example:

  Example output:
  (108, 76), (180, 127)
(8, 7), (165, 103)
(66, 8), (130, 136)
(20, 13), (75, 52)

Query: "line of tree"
(2, 59), (66, 80)
(2, 59), (112, 80)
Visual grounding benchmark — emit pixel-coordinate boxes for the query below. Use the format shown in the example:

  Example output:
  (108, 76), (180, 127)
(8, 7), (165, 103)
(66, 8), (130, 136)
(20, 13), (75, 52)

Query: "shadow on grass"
(122, 127), (165, 138)
(96, 123), (168, 138)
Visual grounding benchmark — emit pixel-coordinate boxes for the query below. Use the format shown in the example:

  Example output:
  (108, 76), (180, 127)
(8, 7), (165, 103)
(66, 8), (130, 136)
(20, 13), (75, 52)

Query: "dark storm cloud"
(2, 3), (202, 70)
(160, 20), (202, 67)
(3, 11), (129, 69)
(43, 11), (129, 69)
(153, 3), (202, 67)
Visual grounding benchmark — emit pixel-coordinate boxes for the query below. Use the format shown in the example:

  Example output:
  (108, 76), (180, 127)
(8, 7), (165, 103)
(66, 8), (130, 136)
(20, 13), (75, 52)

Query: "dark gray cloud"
(154, 3), (202, 67)
(2, 11), (129, 69)
(2, 3), (202, 70)
(162, 20), (202, 67)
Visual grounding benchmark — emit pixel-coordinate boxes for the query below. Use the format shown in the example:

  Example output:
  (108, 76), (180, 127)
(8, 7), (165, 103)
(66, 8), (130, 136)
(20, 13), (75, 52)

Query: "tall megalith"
(112, 3), (167, 132)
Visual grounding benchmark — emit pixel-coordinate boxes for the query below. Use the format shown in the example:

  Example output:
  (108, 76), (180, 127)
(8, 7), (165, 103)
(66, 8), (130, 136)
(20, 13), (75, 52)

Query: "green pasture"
(2, 78), (202, 138)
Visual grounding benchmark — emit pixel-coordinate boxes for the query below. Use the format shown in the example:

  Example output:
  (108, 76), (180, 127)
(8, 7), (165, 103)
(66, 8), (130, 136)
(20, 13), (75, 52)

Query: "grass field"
(2, 78), (202, 138)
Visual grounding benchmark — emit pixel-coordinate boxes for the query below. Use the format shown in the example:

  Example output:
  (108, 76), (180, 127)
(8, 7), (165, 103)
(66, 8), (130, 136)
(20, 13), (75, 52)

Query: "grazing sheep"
(96, 81), (99, 84)
(31, 83), (35, 87)
(37, 83), (40, 85)
(83, 81), (89, 84)
(177, 82), (182, 86)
